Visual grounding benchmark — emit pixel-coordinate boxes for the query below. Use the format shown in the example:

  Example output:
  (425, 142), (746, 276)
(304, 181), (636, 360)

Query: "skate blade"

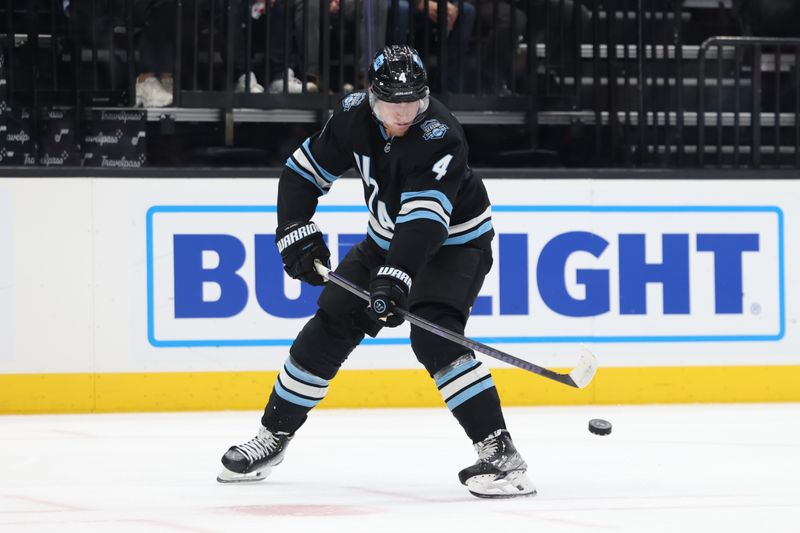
(216, 465), (272, 484)
(465, 470), (537, 499)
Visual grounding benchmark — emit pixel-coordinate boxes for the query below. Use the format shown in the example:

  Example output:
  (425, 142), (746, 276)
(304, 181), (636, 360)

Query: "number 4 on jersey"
(432, 154), (453, 180)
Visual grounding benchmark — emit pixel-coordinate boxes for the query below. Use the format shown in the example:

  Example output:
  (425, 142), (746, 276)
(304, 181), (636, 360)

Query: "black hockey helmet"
(368, 45), (428, 103)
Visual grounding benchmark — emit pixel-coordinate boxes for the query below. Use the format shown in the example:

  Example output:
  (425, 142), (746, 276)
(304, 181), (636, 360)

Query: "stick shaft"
(321, 267), (591, 388)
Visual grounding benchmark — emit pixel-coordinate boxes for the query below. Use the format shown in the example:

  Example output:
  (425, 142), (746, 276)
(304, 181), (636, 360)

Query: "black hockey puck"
(588, 419), (612, 436)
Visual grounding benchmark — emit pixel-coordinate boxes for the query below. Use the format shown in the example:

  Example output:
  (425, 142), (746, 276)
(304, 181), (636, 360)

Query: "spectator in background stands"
(259, 0), (387, 94)
(387, 0), (476, 92)
(529, 0), (590, 89)
(198, 0), (314, 95)
(339, 0), (389, 90)
(221, 0), (273, 94)
(466, 0), (526, 96)
(64, 0), (175, 107)
(129, 0), (176, 107)
(735, 0), (800, 37)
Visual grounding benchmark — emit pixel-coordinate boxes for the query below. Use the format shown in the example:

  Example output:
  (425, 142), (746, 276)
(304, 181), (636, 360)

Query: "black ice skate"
(458, 430), (537, 498)
(216, 426), (294, 483)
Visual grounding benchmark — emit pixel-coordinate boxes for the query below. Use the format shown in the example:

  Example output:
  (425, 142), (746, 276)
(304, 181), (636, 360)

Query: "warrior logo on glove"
(372, 299), (388, 315)
(369, 265), (412, 328)
(275, 221), (331, 286)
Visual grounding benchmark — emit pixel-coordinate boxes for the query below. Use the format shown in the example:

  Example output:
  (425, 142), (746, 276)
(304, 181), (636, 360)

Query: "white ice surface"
(1, 404), (799, 533)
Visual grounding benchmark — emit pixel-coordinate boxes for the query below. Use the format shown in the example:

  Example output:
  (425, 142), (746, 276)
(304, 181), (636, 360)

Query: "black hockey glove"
(275, 221), (330, 286)
(368, 265), (412, 328)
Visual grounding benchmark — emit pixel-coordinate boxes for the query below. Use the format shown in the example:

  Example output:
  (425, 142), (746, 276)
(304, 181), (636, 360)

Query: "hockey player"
(217, 45), (535, 498)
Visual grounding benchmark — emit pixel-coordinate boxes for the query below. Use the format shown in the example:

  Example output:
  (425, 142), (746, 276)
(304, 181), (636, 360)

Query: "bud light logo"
(147, 205), (784, 347)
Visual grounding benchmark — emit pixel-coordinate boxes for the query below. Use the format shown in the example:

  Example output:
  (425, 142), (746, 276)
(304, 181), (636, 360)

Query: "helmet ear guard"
(417, 88), (430, 113)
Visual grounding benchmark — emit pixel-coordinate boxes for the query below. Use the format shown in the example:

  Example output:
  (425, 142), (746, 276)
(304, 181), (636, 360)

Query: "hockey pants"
(261, 238), (507, 443)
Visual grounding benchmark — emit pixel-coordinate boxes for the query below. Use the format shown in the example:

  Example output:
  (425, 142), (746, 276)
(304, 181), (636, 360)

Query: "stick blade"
(567, 346), (599, 388)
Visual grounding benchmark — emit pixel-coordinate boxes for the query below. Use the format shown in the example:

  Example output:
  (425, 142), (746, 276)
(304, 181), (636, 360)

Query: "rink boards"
(0, 177), (799, 413)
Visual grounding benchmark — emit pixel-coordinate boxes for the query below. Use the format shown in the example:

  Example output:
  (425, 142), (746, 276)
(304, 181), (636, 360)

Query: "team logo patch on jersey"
(342, 92), (366, 111)
(421, 119), (448, 141)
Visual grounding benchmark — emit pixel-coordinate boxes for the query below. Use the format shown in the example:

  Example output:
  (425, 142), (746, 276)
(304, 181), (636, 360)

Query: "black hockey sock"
(450, 387), (507, 443)
(261, 391), (309, 434)
(261, 356), (330, 434)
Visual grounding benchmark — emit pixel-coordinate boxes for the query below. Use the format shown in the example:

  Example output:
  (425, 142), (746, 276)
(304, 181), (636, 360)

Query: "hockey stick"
(314, 261), (598, 389)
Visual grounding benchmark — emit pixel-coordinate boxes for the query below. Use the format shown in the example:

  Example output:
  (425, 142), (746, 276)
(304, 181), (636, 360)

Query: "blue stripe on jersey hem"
(396, 210), (449, 228)
(367, 226), (391, 250)
(285, 357), (330, 387)
(302, 138), (338, 183)
(286, 159), (326, 194)
(444, 220), (493, 246)
(401, 190), (454, 214)
(434, 358), (480, 387)
(274, 381), (321, 408)
(445, 379), (496, 410)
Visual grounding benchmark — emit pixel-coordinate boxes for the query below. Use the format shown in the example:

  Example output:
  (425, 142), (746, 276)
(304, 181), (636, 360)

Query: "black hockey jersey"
(277, 91), (494, 277)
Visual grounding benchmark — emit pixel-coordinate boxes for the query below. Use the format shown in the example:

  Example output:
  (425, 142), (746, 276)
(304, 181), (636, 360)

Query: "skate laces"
(237, 427), (280, 463)
(475, 430), (504, 462)
(474, 430), (527, 472)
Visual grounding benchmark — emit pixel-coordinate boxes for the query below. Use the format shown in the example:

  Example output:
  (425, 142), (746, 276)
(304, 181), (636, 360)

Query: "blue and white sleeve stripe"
(301, 139), (339, 183)
(285, 137), (341, 194)
(401, 190), (454, 213)
(397, 190), (453, 229)
(367, 225), (391, 250)
(444, 206), (493, 246)
(285, 159), (326, 194)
